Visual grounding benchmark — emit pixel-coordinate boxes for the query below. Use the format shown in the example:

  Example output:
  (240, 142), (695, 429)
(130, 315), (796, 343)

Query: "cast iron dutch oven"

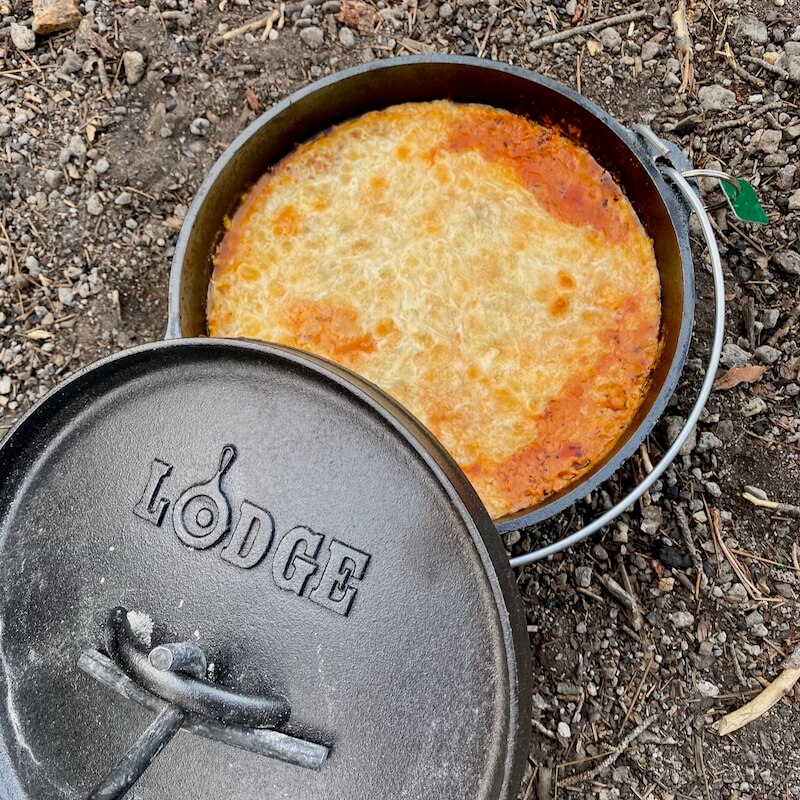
(0, 339), (531, 799)
(167, 55), (697, 533)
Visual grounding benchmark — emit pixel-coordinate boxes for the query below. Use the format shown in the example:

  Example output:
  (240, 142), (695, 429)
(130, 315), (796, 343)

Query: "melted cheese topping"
(209, 101), (662, 519)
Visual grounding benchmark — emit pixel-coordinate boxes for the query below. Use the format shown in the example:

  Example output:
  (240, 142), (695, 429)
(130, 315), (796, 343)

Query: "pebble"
(695, 431), (723, 453)
(697, 679), (720, 697)
(114, 191), (133, 206)
(704, 481), (722, 498)
(754, 345), (781, 364)
(123, 51), (146, 86)
(94, 157), (110, 175)
(0, 376), (11, 395)
(557, 721), (571, 739)
(788, 189), (800, 211)
(86, 193), (104, 216)
(438, 2), (453, 19)
(591, 543), (609, 561)
(641, 39), (660, 61)
(44, 169), (62, 189)
(339, 26), (355, 48)
(189, 117), (211, 136)
(32, 0), (81, 33)
(58, 287), (74, 306)
(299, 25), (324, 48)
(671, 611), (695, 629)
(574, 565), (592, 588)
(698, 84), (737, 112)
(726, 582), (749, 604)
(751, 129), (782, 154)
(772, 250), (800, 275)
(739, 13), (769, 44)
(776, 164), (797, 192)
(61, 48), (83, 74)
(640, 505), (663, 536)
(653, 542), (691, 570)
(10, 23), (36, 51)
(720, 343), (752, 367)
(598, 27), (622, 50)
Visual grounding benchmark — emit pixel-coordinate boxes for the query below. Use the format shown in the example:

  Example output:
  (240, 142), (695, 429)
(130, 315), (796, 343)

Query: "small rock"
(299, 25), (324, 48)
(556, 682), (581, 695)
(744, 485), (768, 500)
(599, 27), (622, 50)
(752, 623), (768, 638)
(189, 117), (211, 136)
(61, 48), (83, 74)
(122, 51), (146, 85)
(704, 481), (722, 498)
(786, 54), (800, 84)
(338, 26), (355, 48)
(745, 610), (763, 628)
(58, 287), (74, 306)
(788, 189), (800, 211)
(762, 308), (781, 329)
(114, 191), (133, 206)
(32, 0), (81, 34)
(557, 721), (571, 739)
(0, 376), (11, 395)
(438, 2), (453, 19)
(671, 611), (695, 629)
(776, 164), (797, 191)
(653, 541), (691, 570)
(696, 431), (723, 453)
(640, 505), (663, 536)
(698, 679), (721, 697)
(658, 576), (675, 592)
(86, 193), (103, 216)
(754, 345), (781, 364)
(739, 13), (769, 44)
(10, 23), (36, 51)
(94, 157), (110, 175)
(751, 129), (782, 154)
(44, 169), (62, 189)
(720, 343), (752, 367)
(641, 40), (661, 61)
(592, 543), (609, 561)
(699, 84), (737, 112)
(574, 566), (592, 588)
(772, 250), (800, 275)
(726, 582), (749, 604)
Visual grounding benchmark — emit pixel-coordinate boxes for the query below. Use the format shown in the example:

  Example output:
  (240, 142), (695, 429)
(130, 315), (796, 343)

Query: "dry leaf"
(570, 2), (583, 23)
(337, 0), (381, 33)
(713, 364), (768, 391)
(27, 329), (53, 340)
(245, 86), (260, 113)
(696, 615), (711, 642)
(586, 39), (602, 56)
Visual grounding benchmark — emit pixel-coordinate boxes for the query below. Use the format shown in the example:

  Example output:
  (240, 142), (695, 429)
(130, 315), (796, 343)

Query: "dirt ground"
(1, 0), (800, 797)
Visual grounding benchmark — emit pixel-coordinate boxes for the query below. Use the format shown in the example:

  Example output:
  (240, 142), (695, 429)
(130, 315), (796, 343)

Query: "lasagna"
(208, 101), (662, 519)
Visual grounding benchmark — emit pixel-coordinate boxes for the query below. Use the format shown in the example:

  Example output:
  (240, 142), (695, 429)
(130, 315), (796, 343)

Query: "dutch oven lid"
(0, 339), (530, 800)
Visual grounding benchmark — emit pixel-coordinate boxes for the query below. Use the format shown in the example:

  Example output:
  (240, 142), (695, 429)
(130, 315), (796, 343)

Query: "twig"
(672, 0), (695, 93)
(213, 0), (323, 43)
(714, 645), (800, 735)
(532, 718), (558, 741)
(706, 100), (784, 133)
(527, 8), (647, 49)
(617, 653), (653, 737)
(720, 42), (765, 88)
(260, 9), (281, 41)
(558, 716), (656, 787)
(707, 503), (761, 600)
(599, 574), (645, 630)
(674, 506), (708, 594)
(742, 492), (800, 519)
(741, 53), (788, 79)
(767, 304), (800, 348)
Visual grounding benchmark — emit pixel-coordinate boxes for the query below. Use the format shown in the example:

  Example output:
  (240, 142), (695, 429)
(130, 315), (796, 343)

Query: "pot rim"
(167, 55), (696, 534)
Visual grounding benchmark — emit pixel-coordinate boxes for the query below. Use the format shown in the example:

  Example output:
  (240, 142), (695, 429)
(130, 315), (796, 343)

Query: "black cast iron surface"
(166, 55), (696, 533)
(0, 338), (531, 800)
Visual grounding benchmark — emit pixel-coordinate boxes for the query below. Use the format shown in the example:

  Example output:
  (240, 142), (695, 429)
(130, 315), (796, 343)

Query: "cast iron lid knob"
(0, 339), (530, 800)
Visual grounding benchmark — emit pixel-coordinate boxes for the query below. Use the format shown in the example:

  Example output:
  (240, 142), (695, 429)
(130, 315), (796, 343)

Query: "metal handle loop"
(509, 137), (726, 568)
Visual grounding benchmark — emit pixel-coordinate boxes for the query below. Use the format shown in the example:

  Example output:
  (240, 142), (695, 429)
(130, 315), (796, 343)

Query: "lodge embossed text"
(133, 445), (371, 617)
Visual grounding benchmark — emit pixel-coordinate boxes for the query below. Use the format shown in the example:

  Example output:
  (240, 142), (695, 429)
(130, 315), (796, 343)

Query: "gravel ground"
(1, 0), (800, 797)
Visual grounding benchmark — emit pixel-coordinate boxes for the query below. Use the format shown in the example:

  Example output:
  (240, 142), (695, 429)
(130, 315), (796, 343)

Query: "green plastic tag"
(721, 178), (769, 225)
